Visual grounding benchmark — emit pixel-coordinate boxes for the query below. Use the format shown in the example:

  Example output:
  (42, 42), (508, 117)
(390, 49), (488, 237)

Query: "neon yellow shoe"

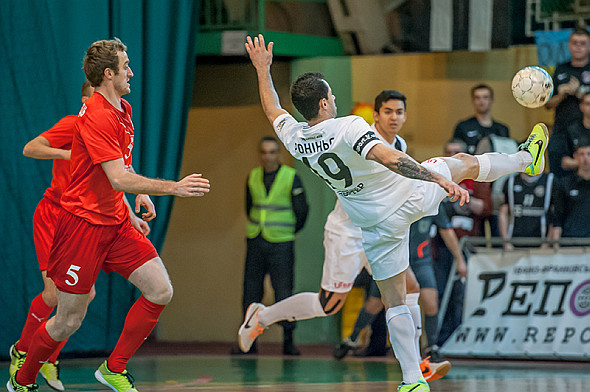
(39, 361), (64, 391)
(6, 372), (38, 392)
(519, 123), (549, 175)
(94, 361), (138, 392)
(9, 343), (27, 376)
(397, 376), (430, 392)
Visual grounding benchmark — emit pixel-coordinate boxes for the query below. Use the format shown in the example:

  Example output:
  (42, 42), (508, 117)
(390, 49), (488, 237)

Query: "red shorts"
(33, 197), (62, 271)
(47, 209), (159, 294)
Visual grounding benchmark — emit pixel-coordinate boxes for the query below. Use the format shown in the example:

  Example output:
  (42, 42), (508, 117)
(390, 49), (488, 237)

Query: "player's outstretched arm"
(366, 143), (469, 205)
(23, 135), (70, 160)
(245, 34), (288, 124)
(101, 158), (210, 197)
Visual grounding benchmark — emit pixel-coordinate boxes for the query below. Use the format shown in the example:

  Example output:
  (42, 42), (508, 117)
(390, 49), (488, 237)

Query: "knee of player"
(423, 301), (439, 316)
(59, 313), (85, 335)
(150, 282), (174, 305)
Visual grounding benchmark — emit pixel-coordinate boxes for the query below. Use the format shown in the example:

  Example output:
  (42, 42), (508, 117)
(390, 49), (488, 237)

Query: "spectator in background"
(554, 92), (590, 175)
(453, 84), (510, 154)
(234, 136), (308, 355)
(431, 139), (493, 347)
(548, 139), (590, 247)
(498, 172), (554, 250)
(546, 28), (590, 178)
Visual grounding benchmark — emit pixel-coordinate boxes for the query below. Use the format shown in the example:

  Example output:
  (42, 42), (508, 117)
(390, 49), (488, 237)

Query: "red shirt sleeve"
(81, 109), (124, 165)
(40, 115), (77, 149)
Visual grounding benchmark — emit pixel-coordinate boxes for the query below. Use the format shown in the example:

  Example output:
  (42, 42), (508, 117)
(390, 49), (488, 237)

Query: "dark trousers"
(433, 245), (464, 346)
(242, 235), (296, 339)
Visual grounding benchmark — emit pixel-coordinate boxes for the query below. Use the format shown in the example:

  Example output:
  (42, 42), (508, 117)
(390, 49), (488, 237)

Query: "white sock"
(257, 292), (326, 327)
(386, 305), (423, 384)
(475, 151), (531, 182)
(406, 293), (422, 360)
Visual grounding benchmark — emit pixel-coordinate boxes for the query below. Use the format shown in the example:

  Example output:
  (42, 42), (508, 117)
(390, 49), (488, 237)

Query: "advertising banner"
(442, 249), (590, 359)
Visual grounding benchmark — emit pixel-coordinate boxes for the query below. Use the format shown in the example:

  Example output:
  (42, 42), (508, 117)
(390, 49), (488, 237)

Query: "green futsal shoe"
(94, 361), (138, 392)
(39, 361), (64, 391)
(6, 372), (38, 392)
(9, 343), (27, 376)
(519, 123), (549, 176)
(397, 376), (430, 392)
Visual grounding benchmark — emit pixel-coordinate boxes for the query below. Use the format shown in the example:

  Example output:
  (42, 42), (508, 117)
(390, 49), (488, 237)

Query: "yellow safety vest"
(247, 165), (297, 243)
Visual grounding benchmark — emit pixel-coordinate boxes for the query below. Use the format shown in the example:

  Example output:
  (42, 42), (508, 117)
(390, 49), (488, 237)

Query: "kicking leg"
(443, 123), (548, 183)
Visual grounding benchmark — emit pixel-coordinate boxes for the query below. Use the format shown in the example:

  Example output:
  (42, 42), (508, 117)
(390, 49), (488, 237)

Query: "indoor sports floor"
(2, 344), (590, 392)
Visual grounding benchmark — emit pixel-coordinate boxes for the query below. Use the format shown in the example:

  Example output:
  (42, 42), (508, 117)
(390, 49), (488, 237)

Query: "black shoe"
(426, 346), (444, 362)
(283, 343), (300, 356)
(231, 342), (258, 355)
(333, 336), (361, 360)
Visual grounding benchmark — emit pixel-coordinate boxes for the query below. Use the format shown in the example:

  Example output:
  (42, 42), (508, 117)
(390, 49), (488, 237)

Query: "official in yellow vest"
(234, 136), (308, 356)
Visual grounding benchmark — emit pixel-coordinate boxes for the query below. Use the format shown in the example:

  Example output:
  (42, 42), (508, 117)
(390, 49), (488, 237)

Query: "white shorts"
(320, 230), (370, 293)
(362, 158), (451, 281)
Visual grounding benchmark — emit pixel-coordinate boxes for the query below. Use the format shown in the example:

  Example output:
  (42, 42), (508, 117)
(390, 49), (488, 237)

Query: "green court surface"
(2, 353), (590, 391)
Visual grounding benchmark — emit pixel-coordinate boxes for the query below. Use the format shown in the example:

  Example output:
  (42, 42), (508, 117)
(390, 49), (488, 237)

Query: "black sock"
(350, 309), (378, 341)
(424, 315), (439, 349)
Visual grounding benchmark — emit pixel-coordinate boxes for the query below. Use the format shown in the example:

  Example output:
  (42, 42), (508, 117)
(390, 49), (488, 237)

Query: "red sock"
(16, 294), (54, 352)
(16, 322), (60, 386)
(107, 296), (165, 373)
(48, 339), (67, 363)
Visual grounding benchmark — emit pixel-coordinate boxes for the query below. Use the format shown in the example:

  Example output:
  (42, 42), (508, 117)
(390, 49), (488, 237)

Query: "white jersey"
(273, 113), (416, 227)
(324, 125), (408, 237)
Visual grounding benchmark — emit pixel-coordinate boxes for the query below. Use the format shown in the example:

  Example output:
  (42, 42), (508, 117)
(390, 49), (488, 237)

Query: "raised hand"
(174, 173), (211, 197)
(245, 34), (274, 70)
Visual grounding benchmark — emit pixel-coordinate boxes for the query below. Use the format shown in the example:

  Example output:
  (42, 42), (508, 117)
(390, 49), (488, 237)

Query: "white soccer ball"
(511, 66), (554, 108)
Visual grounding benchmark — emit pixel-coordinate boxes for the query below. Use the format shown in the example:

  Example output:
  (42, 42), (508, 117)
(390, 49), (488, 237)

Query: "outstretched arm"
(23, 136), (70, 160)
(366, 143), (470, 205)
(245, 34), (288, 124)
(101, 158), (210, 197)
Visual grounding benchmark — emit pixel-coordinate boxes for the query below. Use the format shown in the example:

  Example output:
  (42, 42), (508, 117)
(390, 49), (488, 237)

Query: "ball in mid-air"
(351, 102), (374, 124)
(511, 66), (554, 108)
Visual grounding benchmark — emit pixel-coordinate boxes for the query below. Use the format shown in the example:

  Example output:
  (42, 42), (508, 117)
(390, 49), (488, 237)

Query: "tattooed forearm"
(390, 157), (438, 182)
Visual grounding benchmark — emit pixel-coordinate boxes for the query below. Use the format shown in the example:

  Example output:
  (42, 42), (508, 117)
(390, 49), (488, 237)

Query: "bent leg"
(16, 291), (89, 386)
(107, 257), (169, 372)
(443, 151), (531, 184)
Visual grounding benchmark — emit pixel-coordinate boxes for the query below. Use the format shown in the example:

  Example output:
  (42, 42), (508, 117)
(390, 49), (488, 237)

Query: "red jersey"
(61, 92), (134, 225)
(40, 115), (77, 205)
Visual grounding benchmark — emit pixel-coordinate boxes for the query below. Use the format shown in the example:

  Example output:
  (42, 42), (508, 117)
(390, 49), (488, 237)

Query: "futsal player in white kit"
(241, 34), (548, 392)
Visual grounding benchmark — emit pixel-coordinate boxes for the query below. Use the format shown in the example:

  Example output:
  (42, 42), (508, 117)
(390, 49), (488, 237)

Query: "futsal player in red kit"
(11, 81), (153, 391)
(8, 38), (210, 392)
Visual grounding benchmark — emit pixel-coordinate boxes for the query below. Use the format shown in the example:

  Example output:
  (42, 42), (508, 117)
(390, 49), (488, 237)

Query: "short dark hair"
(290, 73), (329, 121)
(374, 90), (407, 112)
(582, 91), (590, 101)
(83, 37), (127, 87)
(259, 136), (279, 148)
(471, 84), (494, 99)
(570, 27), (590, 40)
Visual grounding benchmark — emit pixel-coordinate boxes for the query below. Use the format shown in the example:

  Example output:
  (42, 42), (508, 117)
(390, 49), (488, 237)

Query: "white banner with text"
(441, 249), (590, 359)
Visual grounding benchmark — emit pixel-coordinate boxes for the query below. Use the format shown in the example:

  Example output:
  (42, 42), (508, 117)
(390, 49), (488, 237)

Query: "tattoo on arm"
(391, 157), (437, 182)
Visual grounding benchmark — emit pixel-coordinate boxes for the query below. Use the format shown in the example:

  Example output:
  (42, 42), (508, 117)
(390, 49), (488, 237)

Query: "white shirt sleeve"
(343, 116), (383, 159)
(272, 113), (300, 148)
